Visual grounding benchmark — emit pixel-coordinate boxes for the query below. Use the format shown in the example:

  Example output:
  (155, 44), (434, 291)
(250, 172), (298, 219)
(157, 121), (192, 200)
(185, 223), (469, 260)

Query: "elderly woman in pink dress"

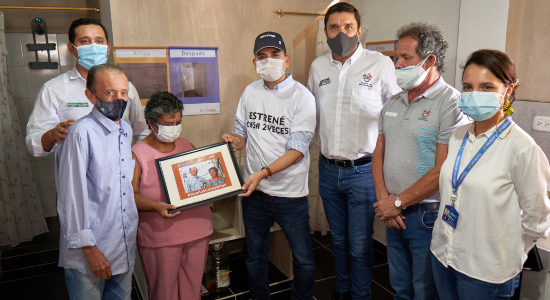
(131, 91), (212, 300)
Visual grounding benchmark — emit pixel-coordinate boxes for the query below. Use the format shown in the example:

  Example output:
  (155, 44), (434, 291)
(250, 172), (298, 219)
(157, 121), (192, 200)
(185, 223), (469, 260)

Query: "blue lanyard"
(452, 117), (513, 194)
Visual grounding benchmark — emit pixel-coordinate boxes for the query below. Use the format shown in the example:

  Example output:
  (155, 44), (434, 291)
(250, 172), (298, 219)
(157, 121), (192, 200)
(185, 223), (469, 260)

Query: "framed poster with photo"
(156, 142), (245, 213)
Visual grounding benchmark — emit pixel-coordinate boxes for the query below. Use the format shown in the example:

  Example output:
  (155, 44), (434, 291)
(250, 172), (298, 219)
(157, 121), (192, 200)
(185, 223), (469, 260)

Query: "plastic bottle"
(205, 243), (230, 293)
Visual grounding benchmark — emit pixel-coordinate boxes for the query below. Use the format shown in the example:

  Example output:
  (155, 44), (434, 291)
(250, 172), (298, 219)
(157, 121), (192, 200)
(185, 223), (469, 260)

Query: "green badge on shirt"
(68, 103), (89, 108)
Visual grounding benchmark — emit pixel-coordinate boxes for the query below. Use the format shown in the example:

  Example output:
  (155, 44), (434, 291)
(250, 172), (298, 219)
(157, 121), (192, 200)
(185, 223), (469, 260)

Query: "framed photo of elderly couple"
(156, 142), (246, 213)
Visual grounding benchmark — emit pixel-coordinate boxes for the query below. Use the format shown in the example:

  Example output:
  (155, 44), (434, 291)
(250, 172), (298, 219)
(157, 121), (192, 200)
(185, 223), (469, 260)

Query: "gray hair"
(144, 91), (184, 126)
(86, 64), (126, 91)
(397, 22), (448, 74)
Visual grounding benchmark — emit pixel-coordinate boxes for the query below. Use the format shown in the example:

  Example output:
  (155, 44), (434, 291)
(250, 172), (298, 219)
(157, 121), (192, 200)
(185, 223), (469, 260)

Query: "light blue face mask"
(74, 44), (108, 69)
(395, 55), (431, 90)
(458, 91), (504, 121)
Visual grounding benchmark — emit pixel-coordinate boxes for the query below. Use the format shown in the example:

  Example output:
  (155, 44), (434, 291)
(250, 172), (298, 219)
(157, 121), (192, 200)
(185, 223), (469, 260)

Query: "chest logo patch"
(418, 109), (431, 121)
(385, 111), (398, 117)
(319, 77), (331, 87)
(68, 102), (89, 108)
(359, 73), (373, 88)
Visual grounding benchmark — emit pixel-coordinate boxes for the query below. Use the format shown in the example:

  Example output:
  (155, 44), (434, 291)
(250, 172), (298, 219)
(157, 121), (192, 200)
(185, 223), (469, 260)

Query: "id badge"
(442, 205), (459, 229)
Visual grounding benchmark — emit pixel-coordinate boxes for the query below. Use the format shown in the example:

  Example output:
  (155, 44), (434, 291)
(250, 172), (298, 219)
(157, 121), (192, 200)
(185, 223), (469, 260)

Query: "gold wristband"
(261, 166), (272, 178)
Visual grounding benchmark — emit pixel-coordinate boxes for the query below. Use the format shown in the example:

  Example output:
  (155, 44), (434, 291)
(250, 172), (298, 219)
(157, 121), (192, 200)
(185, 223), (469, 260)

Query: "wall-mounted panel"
(506, 0), (550, 103)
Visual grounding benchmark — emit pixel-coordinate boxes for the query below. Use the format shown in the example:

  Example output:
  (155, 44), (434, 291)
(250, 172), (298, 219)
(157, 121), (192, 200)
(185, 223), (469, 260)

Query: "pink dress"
(132, 138), (213, 247)
(132, 138), (213, 300)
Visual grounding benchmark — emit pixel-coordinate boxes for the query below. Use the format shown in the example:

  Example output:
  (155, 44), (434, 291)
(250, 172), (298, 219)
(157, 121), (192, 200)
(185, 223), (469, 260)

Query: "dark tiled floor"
(1, 218), (394, 300)
(202, 232), (394, 300)
(0, 217), (141, 300)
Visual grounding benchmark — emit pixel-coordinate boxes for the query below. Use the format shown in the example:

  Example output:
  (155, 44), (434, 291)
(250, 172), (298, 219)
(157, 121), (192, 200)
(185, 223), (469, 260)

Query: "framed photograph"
(156, 142), (245, 213)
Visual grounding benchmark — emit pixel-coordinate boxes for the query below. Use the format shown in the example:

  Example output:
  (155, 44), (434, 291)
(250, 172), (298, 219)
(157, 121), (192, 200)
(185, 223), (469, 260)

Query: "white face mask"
(395, 55), (431, 90)
(154, 124), (182, 143)
(255, 58), (285, 82)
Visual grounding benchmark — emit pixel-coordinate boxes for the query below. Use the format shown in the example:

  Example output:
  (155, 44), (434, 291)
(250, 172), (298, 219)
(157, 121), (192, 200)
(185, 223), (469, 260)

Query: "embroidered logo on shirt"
(385, 112), (398, 117)
(418, 109), (431, 121)
(359, 73), (373, 88)
(319, 78), (331, 87)
(68, 103), (89, 108)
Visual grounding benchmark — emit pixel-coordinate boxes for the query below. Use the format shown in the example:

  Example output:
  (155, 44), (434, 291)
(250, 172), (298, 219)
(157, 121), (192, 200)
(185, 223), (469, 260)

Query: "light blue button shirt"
(261, 72), (294, 91)
(55, 108), (138, 275)
(184, 176), (207, 193)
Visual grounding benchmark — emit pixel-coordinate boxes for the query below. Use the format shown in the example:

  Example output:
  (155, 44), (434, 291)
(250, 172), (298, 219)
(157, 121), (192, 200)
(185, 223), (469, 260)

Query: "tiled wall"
(6, 32), (75, 217)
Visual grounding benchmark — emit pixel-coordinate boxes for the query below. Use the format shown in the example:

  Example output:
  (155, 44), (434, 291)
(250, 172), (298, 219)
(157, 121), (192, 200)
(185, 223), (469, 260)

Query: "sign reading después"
(168, 47), (220, 115)
(169, 49), (216, 58)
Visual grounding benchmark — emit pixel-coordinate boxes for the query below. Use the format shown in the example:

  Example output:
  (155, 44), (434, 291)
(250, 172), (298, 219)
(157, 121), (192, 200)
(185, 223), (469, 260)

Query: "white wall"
(349, 0), (512, 246)
(350, 0), (461, 87)
(513, 100), (550, 300)
(349, 0), (461, 244)
(454, 0), (509, 87)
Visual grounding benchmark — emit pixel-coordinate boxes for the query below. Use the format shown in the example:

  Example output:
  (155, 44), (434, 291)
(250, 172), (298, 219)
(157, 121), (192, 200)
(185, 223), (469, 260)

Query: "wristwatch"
(394, 195), (404, 210)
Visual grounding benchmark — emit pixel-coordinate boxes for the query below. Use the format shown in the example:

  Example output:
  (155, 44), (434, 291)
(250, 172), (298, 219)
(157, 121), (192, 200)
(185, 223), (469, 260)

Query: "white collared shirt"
(307, 43), (401, 160)
(431, 121), (550, 284)
(26, 66), (150, 157)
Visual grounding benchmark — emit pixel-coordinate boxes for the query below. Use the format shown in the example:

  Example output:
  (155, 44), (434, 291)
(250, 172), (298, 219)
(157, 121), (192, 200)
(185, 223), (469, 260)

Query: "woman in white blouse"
(431, 49), (550, 300)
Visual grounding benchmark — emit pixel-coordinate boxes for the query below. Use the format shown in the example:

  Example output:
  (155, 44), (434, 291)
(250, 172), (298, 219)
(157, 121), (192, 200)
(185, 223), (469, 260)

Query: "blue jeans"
(242, 190), (315, 300)
(318, 157), (375, 299)
(64, 268), (133, 300)
(432, 254), (520, 300)
(386, 205), (439, 300)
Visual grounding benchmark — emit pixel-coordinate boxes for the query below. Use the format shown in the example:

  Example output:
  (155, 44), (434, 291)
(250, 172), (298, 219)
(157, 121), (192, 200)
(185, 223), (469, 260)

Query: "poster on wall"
(113, 46), (220, 115)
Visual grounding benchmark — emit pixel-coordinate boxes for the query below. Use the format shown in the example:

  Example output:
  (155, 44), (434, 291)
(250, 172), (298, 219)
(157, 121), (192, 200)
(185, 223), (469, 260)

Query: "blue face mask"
(74, 44), (108, 69)
(458, 91), (503, 121)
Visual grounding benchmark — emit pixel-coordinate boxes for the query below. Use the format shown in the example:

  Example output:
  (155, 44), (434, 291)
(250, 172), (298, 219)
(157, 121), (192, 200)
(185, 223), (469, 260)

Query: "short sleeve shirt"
(378, 77), (468, 201)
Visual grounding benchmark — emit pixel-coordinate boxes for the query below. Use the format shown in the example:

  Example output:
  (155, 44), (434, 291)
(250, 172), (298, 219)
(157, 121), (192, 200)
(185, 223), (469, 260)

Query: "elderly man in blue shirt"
(184, 166), (207, 193)
(55, 64), (138, 300)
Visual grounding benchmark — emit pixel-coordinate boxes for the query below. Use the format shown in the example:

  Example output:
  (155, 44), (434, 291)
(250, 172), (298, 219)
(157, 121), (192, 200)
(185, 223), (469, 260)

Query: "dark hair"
(324, 2), (361, 31)
(254, 49), (286, 57)
(69, 18), (109, 43)
(462, 49), (518, 104)
(86, 64), (125, 91)
(145, 91), (184, 127)
(397, 22), (448, 74)
(208, 167), (219, 176)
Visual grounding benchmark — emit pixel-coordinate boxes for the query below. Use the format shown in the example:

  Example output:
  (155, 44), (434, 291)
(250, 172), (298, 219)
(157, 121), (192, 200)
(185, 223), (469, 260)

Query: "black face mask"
(327, 31), (359, 58)
(92, 92), (128, 121)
